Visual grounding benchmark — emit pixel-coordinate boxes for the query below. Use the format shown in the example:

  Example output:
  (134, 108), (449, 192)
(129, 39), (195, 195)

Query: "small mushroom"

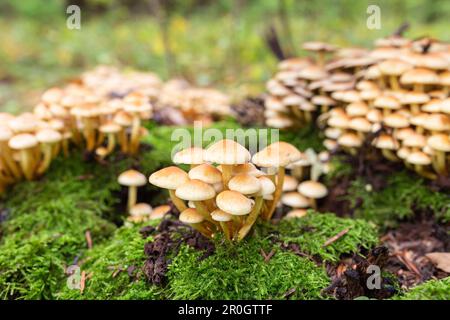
(297, 180), (328, 210)
(179, 208), (211, 238)
(427, 134), (450, 175)
(35, 129), (62, 175)
(173, 147), (205, 168)
(8, 133), (38, 181)
(149, 166), (189, 212)
(128, 203), (153, 223)
(118, 169), (147, 211)
(211, 209), (233, 241)
(175, 179), (216, 223)
(149, 205), (171, 220)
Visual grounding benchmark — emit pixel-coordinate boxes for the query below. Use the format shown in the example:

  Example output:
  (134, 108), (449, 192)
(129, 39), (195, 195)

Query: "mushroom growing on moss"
(8, 133), (38, 181)
(149, 166), (189, 212)
(118, 169), (147, 211)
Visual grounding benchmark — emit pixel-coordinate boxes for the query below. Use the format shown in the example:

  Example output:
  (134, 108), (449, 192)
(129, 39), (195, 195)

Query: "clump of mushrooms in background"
(146, 139), (317, 241)
(264, 36), (450, 179)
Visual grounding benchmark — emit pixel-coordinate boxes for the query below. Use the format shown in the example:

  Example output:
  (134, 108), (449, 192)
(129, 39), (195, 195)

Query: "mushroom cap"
(338, 132), (363, 148)
(311, 95), (336, 106)
(403, 133), (426, 148)
(149, 166), (189, 189)
(216, 190), (254, 216)
(374, 95), (401, 110)
(407, 151), (432, 165)
(118, 169), (147, 187)
(95, 147), (109, 157)
(100, 122), (122, 134)
(258, 176), (276, 196)
(188, 163), (222, 184)
(298, 180), (328, 199)
(285, 209), (308, 219)
(8, 133), (38, 150)
(394, 127), (415, 141)
(41, 87), (63, 104)
(367, 109), (383, 123)
(35, 129), (62, 144)
(173, 147), (205, 165)
(8, 114), (39, 133)
(378, 59), (412, 76)
(205, 139), (250, 165)
(211, 209), (232, 222)
(401, 91), (430, 105)
(129, 203), (153, 216)
(349, 117), (371, 132)
(113, 111), (133, 127)
(297, 65), (328, 81)
(266, 116), (294, 128)
(383, 113), (409, 128)
(324, 127), (342, 140)
(232, 163), (265, 177)
(175, 179), (216, 201)
(179, 208), (204, 224)
(427, 134), (450, 152)
(323, 139), (338, 151)
(0, 125), (13, 141)
(397, 147), (411, 160)
(282, 175), (299, 192)
(373, 134), (399, 150)
(400, 68), (439, 85)
(346, 101), (369, 117)
(328, 114), (350, 129)
(423, 114), (450, 131)
(228, 174), (261, 195)
(281, 192), (310, 208)
(252, 142), (301, 168)
(422, 99), (443, 113)
(149, 205), (171, 220)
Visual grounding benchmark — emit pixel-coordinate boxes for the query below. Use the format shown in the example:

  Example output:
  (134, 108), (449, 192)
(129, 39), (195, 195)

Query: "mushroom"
(8, 133), (38, 181)
(128, 203), (153, 223)
(285, 209), (308, 219)
(173, 147), (205, 168)
(0, 125), (22, 179)
(118, 169), (147, 211)
(205, 139), (251, 189)
(35, 129), (62, 175)
(406, 151), (436, 179)
(113, 111), (133, 153)
(252, 141), (301, 220)
(99, 122), (122, 155)
(123, 97), (152, 155)
(281, 192), (310, 209)
(175, 179), (216, 223)
(373, 134), (400, 162)
(149, 166), (189, 212)
(297, 180), (328, 210)
(282, 175), (299, 192)
(211, 209), (233, 241)
(179, 208), (211, 238)
(149, 205), (171, 220)
(427, 134), (450, 175)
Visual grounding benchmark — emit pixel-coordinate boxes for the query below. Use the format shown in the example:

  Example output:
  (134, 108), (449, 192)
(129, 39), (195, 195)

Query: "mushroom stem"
(62, 138), (70, 157)
(310, 198), (317, 210)
(237, 196), (264, 241)
(106, 133), (117, 154)
(389, 76), (400, 91)
(83, 118), (96, 152)
(292, 166), (304, 180)
(304, 111), (312, 122)
(221, 165), (233, 190)
(37, 144), (53, 175)
(0, 143), (22, 179)
(168, 189), (187, 212)
(220, 222), (232, 241)
(127, 186), (138, 211)
(20, 149), (34, 181)
(433, 151), (447, 176)
(129, 115), (141, 155)
(190, 223), (212, 238)
(119, 129), (128, 153)
(193, 201), (215, 224)
(410, 103), (420, 115)
(382, 149), (399, 162)
(266, 166), (285, 220)
(415, 164), (437, 180)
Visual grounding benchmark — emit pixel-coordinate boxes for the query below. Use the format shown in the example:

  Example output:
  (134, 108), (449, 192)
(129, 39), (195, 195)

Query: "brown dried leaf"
(425, 252), (450, 273)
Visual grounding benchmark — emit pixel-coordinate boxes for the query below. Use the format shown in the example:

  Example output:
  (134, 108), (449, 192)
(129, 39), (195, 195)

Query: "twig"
(260, 248), (276, 263)
(80, 271), (86, 294)
(322, 228), (350, 247)
(85, 230), (93, 249)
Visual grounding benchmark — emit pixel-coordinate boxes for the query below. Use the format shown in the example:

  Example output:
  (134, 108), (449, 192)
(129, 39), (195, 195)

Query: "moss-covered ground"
(0, 120), (448, 300)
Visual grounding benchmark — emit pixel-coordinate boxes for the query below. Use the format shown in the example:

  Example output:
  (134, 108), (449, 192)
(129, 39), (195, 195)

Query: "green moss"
(167, 237), (329, 300)
(347, 171), (450, 227)
(393, 277), (450, 300)
(56, 221), (164, 300)
(276, 213), (379, 262)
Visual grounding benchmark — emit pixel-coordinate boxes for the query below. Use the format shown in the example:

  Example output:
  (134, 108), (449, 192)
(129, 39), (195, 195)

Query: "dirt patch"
(381, 218), (450, 289)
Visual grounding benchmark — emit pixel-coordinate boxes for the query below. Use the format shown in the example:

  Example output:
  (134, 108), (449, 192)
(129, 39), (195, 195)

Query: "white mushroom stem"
(129, 115), (141, 155)
(193, 201), (216, 224)
(168, 189), (187, 212)
(220, 222), (232, 241)
(221, 164), (233, 190)
(238, 196), (264, 241)
(37, 143), (54, 175)
(266, 166), (285, 220)
(0, 143), (22, 179)
(190, 222), (212, 238)
(127, 186), (138, 211)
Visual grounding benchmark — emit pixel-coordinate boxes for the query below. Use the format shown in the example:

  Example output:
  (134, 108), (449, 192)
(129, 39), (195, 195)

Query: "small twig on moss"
(322, 228), (350, 247)
(80, 271), (86, 294)
(260, 248), (276, 263)
(284, 288), (296, 298)
(85, 230), (93, 249)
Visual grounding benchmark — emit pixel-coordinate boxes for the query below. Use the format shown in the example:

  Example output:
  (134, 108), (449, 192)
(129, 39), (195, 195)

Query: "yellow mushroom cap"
(216, 190), (254, 216)
(349, 117), (371, 132)
(130, 203), (153, 216)
(258, 176), (276, 196)
(175, 179), (216, 201)
(423, 114), (450, 131)
(188, 163), (222, 184)
(113, 111), (133, 127)
(228, 174), (261, 195)
(373, 134), (399, 150)
(252, 142), (301, 168)
(36, 129), (62, 144)
(205, 139), (250, 165)
(383, 113), (409, 129)
(173, 147), (205, 165)
(8, 133), (38, 150)
(211, 209), (232, 222)
(149, 205), (171, 220)
(346, 101), (369, 117)
(403, 133), (426, 149)
(285, 209), (308, 219)
(179, 208), (204, 224)
(407, 151), (432, 165)
(149, 166), (189, 189)
(298, 180), (328, 199)
(338, 132), (363, 148)
(378, 59), (412, 76)
(232, 163), (265, 177)
(397, 147), (411, 160)
(374, 95), (401, 110)
(427, 134), (450, 152)
(282, 175), (299, 192)
(281, 192), (310, 208)
(118, 169), (147, 187)
(400, 68), (439, 85)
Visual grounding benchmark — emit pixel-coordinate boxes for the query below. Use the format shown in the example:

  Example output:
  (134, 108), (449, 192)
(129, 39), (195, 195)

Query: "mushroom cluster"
(265, 36), (450, 178)
(157, 79), (231, 124)
(147, 139), (302, 241)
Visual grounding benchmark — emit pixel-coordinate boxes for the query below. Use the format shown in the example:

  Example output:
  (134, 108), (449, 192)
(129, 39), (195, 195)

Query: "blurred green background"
(0, 0), (449, 113)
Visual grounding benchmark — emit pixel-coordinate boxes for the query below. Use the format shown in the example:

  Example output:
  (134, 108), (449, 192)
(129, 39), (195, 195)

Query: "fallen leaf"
(425, 252), (450, 273)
